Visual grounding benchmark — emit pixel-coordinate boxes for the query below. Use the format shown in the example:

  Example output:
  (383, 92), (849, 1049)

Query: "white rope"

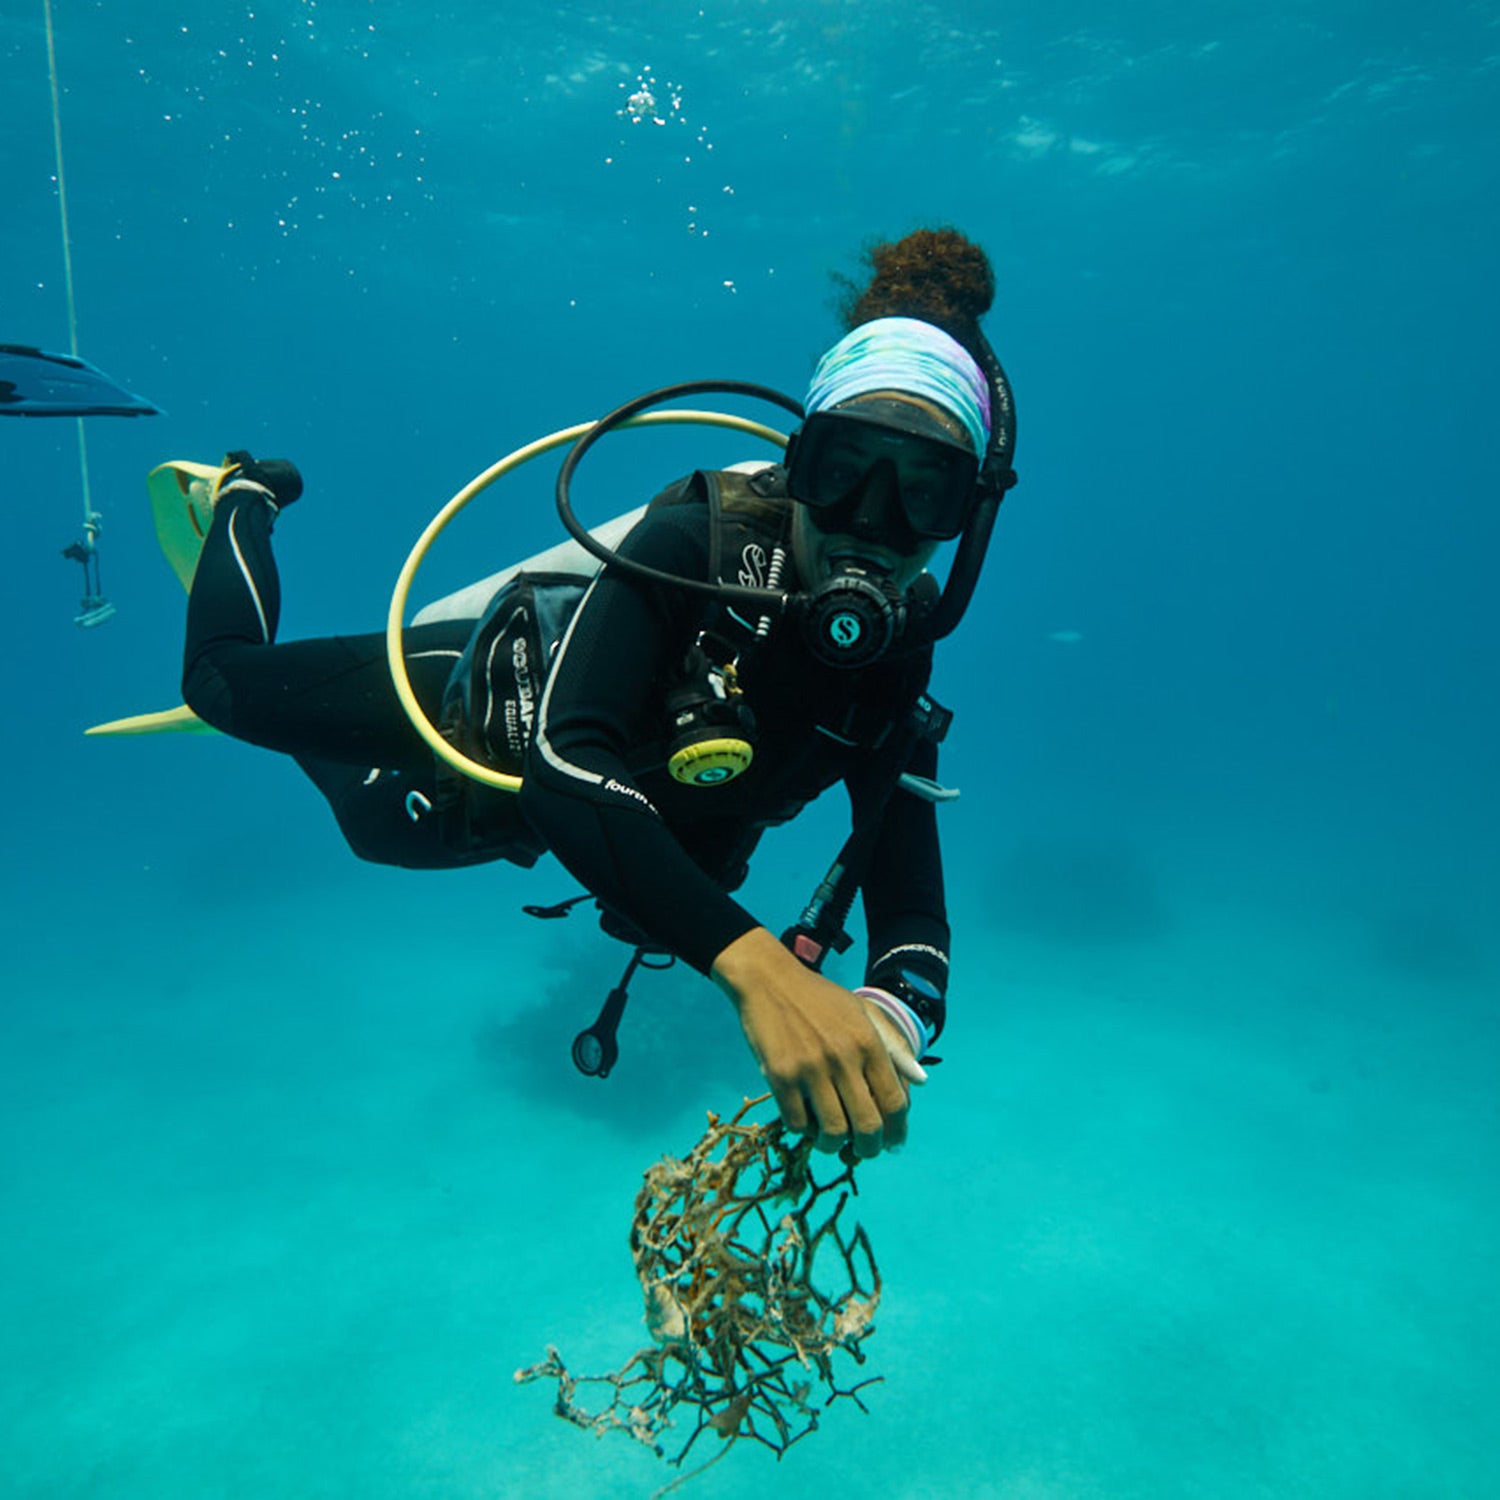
(43, 0), (96, 536)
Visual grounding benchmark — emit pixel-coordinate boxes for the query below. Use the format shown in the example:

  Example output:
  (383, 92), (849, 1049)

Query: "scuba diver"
(177, 227), (1018, 1161)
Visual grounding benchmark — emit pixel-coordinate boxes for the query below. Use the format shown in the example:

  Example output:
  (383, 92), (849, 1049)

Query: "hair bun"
(840, 228), (994, 344)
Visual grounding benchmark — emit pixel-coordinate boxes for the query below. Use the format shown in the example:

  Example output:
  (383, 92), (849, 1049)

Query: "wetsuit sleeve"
(857, 734), (952, 1038)
(517, 502), (760, 973)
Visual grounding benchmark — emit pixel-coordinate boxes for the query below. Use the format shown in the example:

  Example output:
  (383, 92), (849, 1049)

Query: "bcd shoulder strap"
(646, 465), (792, 590)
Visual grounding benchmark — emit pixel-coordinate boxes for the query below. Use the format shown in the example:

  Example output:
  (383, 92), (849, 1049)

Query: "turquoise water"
(2, 1), (1496, 1495)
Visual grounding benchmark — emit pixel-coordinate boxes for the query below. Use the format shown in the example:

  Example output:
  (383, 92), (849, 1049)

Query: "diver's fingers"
(770, 1078), (810, 1137)
(828, 1061), (887, 1160)
(856, 1051), (907, 1156)
(806, 1075), (852, 1154)
(872, 1068), (910, 1151)
(868, 1045), (910, 1114)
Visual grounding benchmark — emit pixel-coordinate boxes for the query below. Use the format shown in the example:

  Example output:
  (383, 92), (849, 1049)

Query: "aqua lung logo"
(828, 612), (864, 649)
(507, 633), (537, 756)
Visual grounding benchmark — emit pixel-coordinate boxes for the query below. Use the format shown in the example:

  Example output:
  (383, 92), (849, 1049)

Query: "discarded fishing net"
(515, 1096), (881, 1483)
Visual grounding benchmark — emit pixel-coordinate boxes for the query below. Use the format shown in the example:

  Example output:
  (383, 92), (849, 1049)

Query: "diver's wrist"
(710, 925), (788, 1000)
(853, 986), (932, 1061)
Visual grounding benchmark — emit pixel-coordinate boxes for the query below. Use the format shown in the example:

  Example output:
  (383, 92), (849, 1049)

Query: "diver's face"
(790, 410), (958, 587)
(791, 497), (937, 590)
(787, 390), (975, 588)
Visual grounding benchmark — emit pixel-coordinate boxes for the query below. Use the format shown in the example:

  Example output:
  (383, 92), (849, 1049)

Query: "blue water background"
(2, 1), (1497, 1494)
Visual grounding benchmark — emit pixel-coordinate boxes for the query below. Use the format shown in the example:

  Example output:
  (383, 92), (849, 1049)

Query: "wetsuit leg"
(292, 758), (450, 868)
(178, 487), (514, 869)
(182, 489), (468, 767)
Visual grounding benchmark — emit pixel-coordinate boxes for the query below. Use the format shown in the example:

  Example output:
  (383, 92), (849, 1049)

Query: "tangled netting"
(515, 1097), (882, 1485)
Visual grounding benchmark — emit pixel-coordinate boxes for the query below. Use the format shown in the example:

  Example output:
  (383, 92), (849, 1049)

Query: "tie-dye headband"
(804, 316), (991, 459)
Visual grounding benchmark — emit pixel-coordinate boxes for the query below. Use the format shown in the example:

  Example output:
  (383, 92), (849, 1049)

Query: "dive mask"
(785, 406), (980, 543)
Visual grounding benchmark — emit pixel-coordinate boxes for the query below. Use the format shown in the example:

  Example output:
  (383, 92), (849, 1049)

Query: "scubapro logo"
(829, 612), (862, 649)
(737, 543), (767, 589)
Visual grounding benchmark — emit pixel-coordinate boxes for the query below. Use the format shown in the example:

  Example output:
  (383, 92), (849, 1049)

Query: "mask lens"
(789, 411), (977, 540)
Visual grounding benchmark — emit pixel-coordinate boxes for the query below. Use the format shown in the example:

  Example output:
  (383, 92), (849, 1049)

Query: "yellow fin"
(146, 459), (231, 590)
(86, 705), (216, 737)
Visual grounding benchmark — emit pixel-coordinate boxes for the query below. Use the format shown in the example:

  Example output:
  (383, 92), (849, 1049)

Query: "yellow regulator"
(665, 655), (756, 787)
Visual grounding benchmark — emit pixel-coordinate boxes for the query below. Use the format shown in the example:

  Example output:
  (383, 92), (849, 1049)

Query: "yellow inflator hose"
(385, 410), (788, 793)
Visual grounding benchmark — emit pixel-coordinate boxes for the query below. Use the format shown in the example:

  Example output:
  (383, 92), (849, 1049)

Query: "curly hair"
(836, 227), (995, 355)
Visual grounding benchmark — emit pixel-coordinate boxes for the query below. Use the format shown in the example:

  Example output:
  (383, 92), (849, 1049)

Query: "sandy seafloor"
(2, 0), (1497, 1495)
(4, 815), (1495, 1498)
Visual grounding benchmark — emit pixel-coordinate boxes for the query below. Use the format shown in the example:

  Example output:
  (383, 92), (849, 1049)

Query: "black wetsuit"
(182, 471), (951, 1025)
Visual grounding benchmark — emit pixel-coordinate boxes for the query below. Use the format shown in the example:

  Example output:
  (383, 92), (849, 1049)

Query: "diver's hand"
(712, 926), (911, 1158)
(221, 450), (303, 510)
